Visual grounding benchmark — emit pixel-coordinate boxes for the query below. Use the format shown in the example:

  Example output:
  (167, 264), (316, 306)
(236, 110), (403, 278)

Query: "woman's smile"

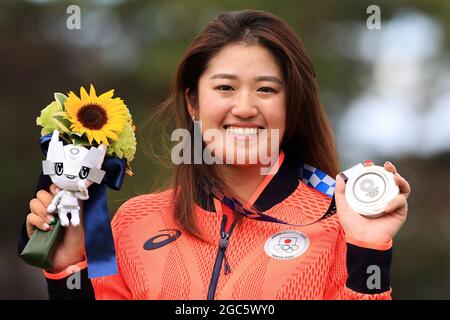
(224, 124), (264, 140)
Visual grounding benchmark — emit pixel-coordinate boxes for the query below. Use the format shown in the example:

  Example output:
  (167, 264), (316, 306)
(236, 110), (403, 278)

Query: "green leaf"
(36, 101), (63, 135)
(52, 118), (70, 133)
(54, 93), (67, 110)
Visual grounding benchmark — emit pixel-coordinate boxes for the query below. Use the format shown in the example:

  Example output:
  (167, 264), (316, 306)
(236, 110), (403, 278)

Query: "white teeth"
(226, 126), (259, 136)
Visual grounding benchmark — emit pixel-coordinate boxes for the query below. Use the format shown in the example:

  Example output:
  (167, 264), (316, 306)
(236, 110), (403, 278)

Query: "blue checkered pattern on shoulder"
(298, 163), (336, 198)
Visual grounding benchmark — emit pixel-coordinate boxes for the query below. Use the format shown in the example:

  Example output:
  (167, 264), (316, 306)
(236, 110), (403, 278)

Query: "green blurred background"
(1, 0), (449, 299)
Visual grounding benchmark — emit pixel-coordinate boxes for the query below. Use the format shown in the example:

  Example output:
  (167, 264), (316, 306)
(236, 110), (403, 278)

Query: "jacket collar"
(198, 151), (299, 213)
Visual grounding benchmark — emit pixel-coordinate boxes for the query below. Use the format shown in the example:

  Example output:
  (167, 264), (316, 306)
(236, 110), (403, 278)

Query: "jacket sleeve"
(324, 227), (393, 300)
(43, 256), (132, 300)
(44, 261), (95, 300)
(43, 202), (132, 300)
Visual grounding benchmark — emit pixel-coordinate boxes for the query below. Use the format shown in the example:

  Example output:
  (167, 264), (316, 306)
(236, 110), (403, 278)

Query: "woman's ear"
(184, 88), (197, 118)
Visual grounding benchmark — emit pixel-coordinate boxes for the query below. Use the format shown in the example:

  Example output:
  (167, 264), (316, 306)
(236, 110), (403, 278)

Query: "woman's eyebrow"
(255, 75), (283, 84)
(210, 73), (283, 84)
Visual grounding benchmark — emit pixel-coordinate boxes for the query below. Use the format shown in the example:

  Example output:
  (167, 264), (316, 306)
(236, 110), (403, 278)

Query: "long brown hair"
(145, 9), (340, 237)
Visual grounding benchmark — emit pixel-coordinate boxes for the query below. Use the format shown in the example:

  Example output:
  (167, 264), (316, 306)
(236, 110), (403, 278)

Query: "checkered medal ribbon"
(298, 163), (336, 198)
(207, 162), (337, 227)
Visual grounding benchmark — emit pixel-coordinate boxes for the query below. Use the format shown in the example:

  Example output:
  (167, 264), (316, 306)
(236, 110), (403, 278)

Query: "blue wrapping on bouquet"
(38, 133), (125, 278)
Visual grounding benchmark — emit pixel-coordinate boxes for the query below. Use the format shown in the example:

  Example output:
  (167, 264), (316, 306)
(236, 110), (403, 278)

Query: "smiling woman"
(189, 43), (286, 179)
(23, 9), (411, 300)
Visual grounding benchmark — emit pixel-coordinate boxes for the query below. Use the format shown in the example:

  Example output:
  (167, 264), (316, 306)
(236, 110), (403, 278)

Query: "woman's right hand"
(26, 184), (86, 273)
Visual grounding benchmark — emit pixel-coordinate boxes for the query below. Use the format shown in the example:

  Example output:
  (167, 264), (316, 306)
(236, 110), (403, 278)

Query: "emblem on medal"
(342, 163), (399, 218)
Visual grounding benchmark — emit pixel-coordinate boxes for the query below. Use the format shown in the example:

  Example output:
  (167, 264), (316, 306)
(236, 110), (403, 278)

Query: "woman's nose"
(231, 93), (259, 118)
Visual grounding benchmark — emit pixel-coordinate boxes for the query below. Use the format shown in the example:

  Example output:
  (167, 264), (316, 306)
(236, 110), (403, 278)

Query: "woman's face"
(186, 42), (286, 167)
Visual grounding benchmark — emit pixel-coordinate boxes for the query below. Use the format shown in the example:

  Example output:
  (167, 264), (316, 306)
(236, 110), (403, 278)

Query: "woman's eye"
(54, 163), (63, 176)
(216, 85), (234, 91)
(79, 166), (90, 179)
(258, 87), (276, 93)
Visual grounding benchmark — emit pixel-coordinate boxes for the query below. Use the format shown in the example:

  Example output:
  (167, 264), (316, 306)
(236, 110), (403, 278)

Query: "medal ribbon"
(209, 151), (338, 227)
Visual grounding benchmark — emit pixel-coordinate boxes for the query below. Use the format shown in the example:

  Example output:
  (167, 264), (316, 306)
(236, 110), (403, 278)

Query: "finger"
(384, 194), (407, 213)
(26, 213), (51, 238)
(29, 198), (53, 224)
(49, 184), (60, 195)
(384, 161), (398, 174)
(36, 190), (53, 208)
(334, 174), (346, 195)
(334, 173), (350, 212)
(394, 173), (411, 196)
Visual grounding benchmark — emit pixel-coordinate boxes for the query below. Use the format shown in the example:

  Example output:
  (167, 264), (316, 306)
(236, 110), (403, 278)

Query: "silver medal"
(343, 164), (399, 218)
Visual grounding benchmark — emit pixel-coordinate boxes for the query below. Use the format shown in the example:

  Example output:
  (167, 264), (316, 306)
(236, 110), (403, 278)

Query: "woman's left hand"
(334, 161), (411, 244)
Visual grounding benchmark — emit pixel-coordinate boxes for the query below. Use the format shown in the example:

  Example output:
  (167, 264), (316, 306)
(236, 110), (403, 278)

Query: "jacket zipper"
(207, 214), (236, 300)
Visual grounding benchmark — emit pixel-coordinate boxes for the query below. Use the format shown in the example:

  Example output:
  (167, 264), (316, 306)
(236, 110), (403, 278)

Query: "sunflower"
(64, 84), (129, 145)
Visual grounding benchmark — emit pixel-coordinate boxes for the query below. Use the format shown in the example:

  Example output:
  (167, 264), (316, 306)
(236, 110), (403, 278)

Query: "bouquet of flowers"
(20, 84), (136, 278)
(37, 84), (136, 168)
